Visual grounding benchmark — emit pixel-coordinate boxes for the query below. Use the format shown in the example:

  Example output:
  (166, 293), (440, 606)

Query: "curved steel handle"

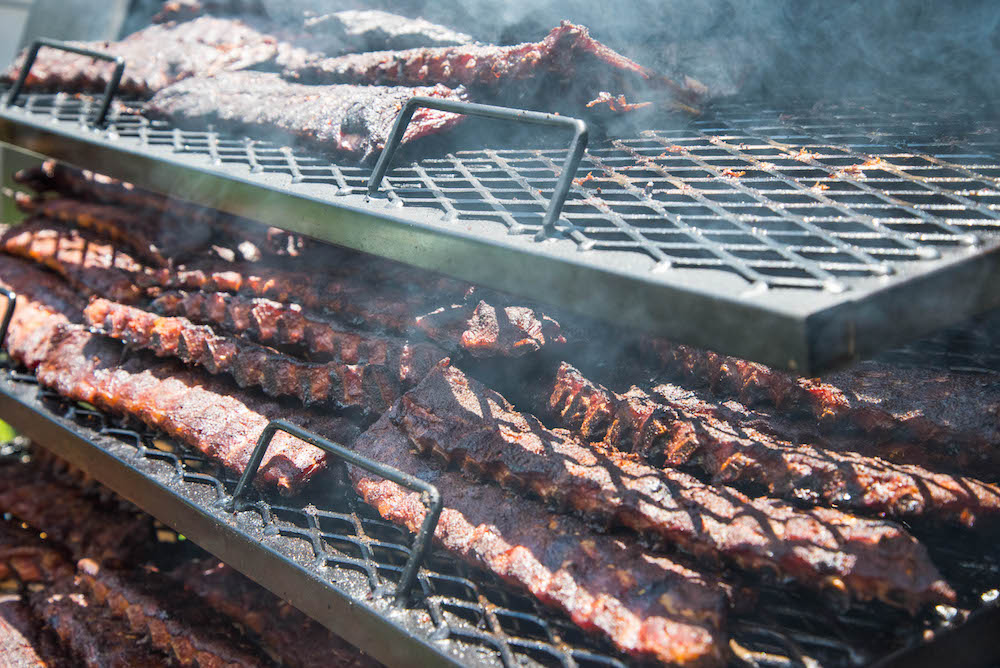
(5, 38), (125, 128)
(368, 96), (588, 239)
(0, 289), (15, 351)
(229, 418), (443, 607)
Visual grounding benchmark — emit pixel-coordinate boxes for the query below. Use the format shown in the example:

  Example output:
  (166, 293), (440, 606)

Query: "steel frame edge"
(0, 376), (462, 668)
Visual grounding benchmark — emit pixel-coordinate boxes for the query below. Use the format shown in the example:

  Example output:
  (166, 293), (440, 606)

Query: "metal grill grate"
(4, 90), (1000, 371)
(1, 356), (999, 668)
(17, 92), (996, 294)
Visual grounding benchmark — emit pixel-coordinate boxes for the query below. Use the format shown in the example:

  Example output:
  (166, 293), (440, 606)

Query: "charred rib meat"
(30, 579), (172, 668)
(3, 295), (355, 493)
(13, 193), (211, 267)
(547, 362), (1000, 527)
(77, 559), (272, 668)
(1, 220), (146, 303)
(302, 9), (474, 52)
(151, 290), (446, 374)
(642, 336), (1000, 475)
(415, 299), (565, 357)
(170, 559), (380, 668)
(2, 17), (282, 97)
(288, 21), (703, 111)
(146, 71), (466, 160)
(145, 263), (562, 357)
(85, 298), (415, 414)
(14, 161), (309, 260)
(0, 467), (154, 568)
(0, 521), (75, 586)
(0, 595), (70, 668)
(389, 361), (953, 608)
(351, 412), (726, 667)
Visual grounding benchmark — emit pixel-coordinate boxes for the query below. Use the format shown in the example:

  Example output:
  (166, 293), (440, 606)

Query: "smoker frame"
(3, 74), (1000, 373)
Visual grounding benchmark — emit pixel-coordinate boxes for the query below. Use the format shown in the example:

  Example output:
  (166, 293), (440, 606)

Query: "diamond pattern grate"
(30, 94), (982, 292)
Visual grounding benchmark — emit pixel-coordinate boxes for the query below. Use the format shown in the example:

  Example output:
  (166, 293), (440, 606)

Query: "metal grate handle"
(0, 289), (16, 351)
(368, 96), (589, 239)
(5, 38), (125, 128)
(229, 418), (443, 606)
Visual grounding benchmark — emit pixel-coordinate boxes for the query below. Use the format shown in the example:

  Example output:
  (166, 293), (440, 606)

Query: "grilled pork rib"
(0, 595), (71, 668)
(146, 264), (563, 357)
(0, 286), (353, 493)
(30, 579), (172, 668)
(1, 220), (146, 303)
(170, 559), (380, 668)
(151, 290), (446, 370)
(351, 412), (726, 667)
(0, 467), (154, 568)
(147, 71), (466, 161)
(14, 161), (307, 260)
(2, 17), (282, 97)
(547, 361), (1000, 527)
(642, 336), (1000, 476)
(84, 298), (429, 414)
(289, 21), (703, 111)
(387, 361), (953, 609)
(12, 193), (211, 268)
(77, 559), (271, 668)
(0, 522), (75, 586)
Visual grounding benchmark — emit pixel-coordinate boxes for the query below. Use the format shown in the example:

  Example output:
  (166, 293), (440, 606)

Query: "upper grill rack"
(108, 96), (1000, 292)
(3, 89), (999, 372)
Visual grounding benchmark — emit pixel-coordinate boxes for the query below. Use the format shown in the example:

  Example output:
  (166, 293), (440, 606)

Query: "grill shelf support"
(368, 96), (589, 239)
(230, 417), (443, 607)
(0, 288), (15, 349)
(4, 39), (124, 128)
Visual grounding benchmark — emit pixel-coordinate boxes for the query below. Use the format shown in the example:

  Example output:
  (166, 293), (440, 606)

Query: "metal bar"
(367, 96), (588, 238)
(5, 98), (1000, 373)
(0, 288), (15, 350)
(5, 38), (124, 127)
(230, 418), (443, 606)
(0, 378), (466, 668)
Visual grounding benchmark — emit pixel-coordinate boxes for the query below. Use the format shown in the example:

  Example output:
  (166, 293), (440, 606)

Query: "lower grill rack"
(1, 360), (999, 668)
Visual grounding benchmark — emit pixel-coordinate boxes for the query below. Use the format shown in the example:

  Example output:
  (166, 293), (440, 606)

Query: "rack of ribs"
(0, 466), (155, 568)
(1, 220), (146, 303)
(84, 298), (422, 414)
(642, 336), (1000, 474)
(30, 578), (174, 668)
(386, 360), (953, 609)
(288, 21), (704, 111)
(2, 16), (284, 97)
(1, 594), (70, 667)
(0, 521), (75, 585)
(12, 193), (212, 267)
(150, 290), (446, 376)
(2, 291), (356, 494)
(169, 559), (380, 668)
(146, 71), (467, 161)
(350, 412), (727, 667)
(146, 262), (563, 357)
(14, 161), (307, 260)
(545, 361), (1000, 527)
(77, 558), (271, 668)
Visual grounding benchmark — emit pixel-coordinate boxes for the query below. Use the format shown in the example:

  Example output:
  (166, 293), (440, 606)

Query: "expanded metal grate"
(14, 92), (996, 294)
(4, 89), (1000, 371)
(1, 354), (999, 668)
